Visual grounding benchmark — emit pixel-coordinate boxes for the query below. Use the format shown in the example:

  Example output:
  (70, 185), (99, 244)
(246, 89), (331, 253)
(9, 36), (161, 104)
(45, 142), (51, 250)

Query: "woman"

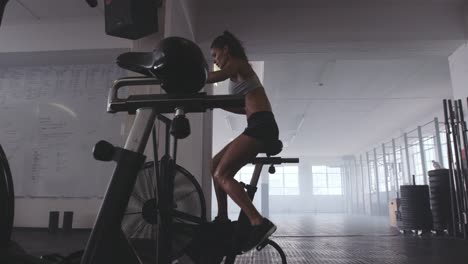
(206, 31), (279, 252)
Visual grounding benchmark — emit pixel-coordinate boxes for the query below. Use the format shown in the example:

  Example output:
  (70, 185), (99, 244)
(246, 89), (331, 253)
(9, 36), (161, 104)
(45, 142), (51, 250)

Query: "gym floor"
(12, 214), (468, 263)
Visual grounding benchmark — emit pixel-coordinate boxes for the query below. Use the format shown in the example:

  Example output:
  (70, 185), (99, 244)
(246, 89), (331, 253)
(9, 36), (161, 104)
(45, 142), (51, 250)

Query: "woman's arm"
(206, 62), (237, 84)
(222, 107), (246, 115)
(206, 71), (229, 84)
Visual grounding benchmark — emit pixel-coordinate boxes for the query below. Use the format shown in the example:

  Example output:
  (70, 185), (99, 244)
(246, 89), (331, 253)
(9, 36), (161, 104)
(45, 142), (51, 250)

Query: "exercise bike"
(81, 50), (299, 264)
(111, 109), (298, 264)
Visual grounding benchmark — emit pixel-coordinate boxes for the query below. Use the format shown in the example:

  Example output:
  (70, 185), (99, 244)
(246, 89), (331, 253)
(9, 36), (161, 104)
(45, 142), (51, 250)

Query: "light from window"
(234, 166), (254, 184)
(269, 166), (299, 195)
(312, 166), (342, 195)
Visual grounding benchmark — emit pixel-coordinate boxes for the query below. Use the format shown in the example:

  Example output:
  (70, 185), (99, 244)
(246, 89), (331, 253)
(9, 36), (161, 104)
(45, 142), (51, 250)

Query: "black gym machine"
(81, 43), (296, 264)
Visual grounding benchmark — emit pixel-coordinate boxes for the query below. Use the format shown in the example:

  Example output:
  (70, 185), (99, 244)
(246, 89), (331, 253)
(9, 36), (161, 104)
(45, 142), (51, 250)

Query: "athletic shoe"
(242, 218), (277, 252)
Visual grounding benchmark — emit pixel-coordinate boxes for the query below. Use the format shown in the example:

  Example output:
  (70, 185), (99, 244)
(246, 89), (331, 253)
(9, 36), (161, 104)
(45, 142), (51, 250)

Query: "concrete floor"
(10, 214), (468, 263)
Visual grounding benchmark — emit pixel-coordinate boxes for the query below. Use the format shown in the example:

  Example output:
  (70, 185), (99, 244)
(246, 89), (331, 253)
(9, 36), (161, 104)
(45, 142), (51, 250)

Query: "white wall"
(449, 42), (468, 99)
(1, 20), (131, 225)
(10, 0), (213, 229)
(0, 17), (130, 53)
(164, 0), (196, 40)
(15, 198), (102, 229)
(10, 7), (156, 229)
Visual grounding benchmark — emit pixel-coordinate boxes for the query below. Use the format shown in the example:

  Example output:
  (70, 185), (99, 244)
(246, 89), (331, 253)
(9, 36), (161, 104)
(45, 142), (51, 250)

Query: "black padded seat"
(116, 52), (162, 77)
(261, 140), (283, 157)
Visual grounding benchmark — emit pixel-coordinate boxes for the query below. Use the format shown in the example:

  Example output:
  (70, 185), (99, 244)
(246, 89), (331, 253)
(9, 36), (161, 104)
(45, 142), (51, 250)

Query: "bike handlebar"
(251, 157), (299, 165)
(107, 76), (245, 114)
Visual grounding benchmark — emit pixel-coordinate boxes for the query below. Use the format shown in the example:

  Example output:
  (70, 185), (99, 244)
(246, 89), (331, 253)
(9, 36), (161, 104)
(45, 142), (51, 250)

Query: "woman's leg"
(213, 134), (264, 225)
(210, 142), (232, 220)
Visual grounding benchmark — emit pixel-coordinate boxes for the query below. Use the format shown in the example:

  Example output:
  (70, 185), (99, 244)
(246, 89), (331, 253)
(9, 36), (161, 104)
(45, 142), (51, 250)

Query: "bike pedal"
(256, 239), (269, 251)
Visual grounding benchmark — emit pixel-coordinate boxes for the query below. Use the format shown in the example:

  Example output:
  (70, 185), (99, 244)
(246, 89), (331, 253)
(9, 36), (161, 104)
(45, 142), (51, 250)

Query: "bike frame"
(81, 76), (244, 264)
(81, 108), (160, 264)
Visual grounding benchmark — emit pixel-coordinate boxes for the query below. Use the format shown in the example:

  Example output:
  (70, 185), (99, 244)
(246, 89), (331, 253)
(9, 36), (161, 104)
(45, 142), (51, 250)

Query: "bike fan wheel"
(0, 144), (14, 248)
(122, 161), (206, 262)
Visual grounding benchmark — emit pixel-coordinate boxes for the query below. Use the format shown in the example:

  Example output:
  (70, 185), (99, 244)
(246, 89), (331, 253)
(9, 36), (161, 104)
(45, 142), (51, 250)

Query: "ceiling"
(1, 0), (467, 161)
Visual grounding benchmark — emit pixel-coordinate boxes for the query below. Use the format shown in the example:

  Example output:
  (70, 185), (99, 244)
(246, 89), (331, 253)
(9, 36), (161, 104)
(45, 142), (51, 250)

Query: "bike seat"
(116, 51), (164, 77)
(261, 140), (283, 157)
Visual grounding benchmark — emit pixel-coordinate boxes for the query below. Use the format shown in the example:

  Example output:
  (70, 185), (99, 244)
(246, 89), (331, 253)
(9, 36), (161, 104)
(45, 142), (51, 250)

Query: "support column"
(360, 155), (366, 214)
(373, 148), (381, 215)
(366, 152), (373, 215)
(392, 139), (400, 197)
(404, 133), (412, 185)
(434, 117), (444, 168)
(382, 144), (390, 209)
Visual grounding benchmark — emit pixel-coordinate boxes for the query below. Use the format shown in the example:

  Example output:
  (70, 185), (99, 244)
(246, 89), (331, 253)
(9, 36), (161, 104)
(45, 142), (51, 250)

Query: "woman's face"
(210, 46), (229, 69)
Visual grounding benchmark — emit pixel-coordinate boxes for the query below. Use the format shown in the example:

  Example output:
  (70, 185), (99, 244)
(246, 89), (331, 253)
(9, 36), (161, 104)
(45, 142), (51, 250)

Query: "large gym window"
(234, 165), (254, 184)
(269, 166), (299, 195)
(312, 166), (342, 195)
(409, 136), (438, 185)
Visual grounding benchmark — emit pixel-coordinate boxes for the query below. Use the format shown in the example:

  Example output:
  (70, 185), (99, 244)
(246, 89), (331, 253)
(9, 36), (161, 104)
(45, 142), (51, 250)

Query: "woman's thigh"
(214, 134), (263, 179)
(211, 141), (233, 174)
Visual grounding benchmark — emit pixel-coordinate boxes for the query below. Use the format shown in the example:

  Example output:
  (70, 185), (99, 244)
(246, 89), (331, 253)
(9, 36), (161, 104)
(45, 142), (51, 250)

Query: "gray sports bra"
(228, 75), (262, 95)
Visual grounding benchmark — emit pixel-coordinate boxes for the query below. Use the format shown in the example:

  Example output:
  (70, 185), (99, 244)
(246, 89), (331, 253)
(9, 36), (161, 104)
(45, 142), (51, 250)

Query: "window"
(410, 142), (424, 184)
(234, 165), (254, 184)
(269, 166), (299, 195)
(409, 136), (436, 185)
(312, 166), (342, 195)
(440, 132), (448, 167)
(394, 150), (404, 188)
(377, 157), (387, 191)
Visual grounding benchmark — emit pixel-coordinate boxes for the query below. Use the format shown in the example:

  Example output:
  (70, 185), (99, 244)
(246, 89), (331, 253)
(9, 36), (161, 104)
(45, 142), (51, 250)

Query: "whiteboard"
(0, 64), (128, 197)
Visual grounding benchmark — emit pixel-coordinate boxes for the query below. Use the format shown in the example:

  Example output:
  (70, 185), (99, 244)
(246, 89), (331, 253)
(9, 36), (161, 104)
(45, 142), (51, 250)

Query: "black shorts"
(242, 111), (279, 142)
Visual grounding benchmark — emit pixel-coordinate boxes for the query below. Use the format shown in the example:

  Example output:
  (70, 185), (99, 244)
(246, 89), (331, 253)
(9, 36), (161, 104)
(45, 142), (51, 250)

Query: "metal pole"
(354, 158), (360, 213)
(344, 164), (349, 214)
(349, 161), (355, 213)
(382, 144), (390, 209)
(366, 152), (373, 215)
(457, 99), (468, 238)
(400, 145), (406, 184)
(354, 157), (361, 213)
(392, 139), (400, 198)
(374, 148), (381, 215)
(451, 100), (465, 236)
(444, 99), (460, 237)
(434, 117), (445, 168)
(360, 155), (366, 214)
(404, 133), (412, 185)
(453, 100), (468, 238)
(341, 165), (347, 213)
(418, 126), (428, 185)
(347, 163), (352, 214)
